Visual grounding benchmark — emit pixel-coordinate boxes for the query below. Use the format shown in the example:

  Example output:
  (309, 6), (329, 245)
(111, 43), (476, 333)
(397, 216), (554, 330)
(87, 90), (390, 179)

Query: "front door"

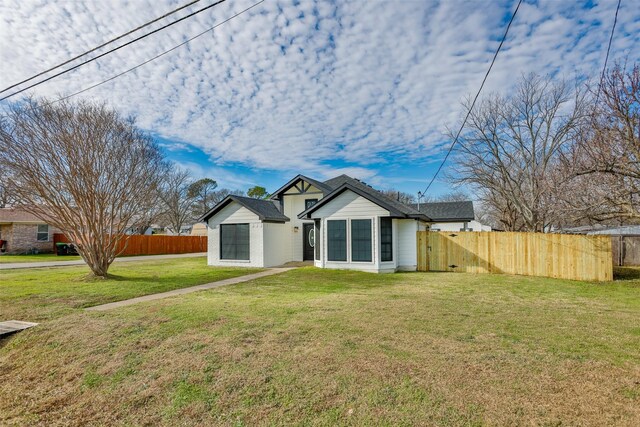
(303, 223), (315, 261)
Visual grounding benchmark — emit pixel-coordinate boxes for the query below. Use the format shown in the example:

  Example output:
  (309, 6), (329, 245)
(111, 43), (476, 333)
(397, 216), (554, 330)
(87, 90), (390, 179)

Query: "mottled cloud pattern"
(1, 0), (638, 190)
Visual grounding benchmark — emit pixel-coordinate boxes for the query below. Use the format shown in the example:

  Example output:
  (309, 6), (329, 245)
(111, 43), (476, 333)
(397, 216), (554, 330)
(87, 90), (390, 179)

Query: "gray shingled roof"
(410, 201), (474, 221)
(200, 195), (290, 223)
(298, 174), (429, 220)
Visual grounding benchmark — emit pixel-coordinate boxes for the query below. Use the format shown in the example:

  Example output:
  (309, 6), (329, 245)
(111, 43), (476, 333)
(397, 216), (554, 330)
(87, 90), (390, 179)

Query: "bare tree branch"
(0, 97), (166, 277)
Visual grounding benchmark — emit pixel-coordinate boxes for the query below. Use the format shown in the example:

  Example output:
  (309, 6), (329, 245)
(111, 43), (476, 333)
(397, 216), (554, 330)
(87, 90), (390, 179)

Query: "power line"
(419, 0), (523, 197)
(0, 0), (228, 102)
(594, 0), (622, 106)
(49, 0), (265, 105)
(0, 0), (202, 95)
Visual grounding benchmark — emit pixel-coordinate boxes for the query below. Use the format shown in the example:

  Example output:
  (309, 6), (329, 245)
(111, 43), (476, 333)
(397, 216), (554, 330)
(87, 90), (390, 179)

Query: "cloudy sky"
(1, 0), (638, 197)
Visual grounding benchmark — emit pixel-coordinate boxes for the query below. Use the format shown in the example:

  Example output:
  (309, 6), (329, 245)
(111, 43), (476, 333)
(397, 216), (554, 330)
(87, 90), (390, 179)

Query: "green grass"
(0, 253), (82, 263)
(0, 257), (262, 321)
(1, 263), (640, 425)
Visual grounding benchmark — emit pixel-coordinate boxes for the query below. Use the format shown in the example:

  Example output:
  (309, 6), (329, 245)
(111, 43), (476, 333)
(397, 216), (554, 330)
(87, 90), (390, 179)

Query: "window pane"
(220, 224), (250, 260)
(305, 199), (318, 210)
(36, 224), (49, 242)
(327, 220), (347, 261)
(380, 218), (393, 262)
(236, 224), (250, 260)
(351, 219), (372, 262)
(314, 220), (321, 260)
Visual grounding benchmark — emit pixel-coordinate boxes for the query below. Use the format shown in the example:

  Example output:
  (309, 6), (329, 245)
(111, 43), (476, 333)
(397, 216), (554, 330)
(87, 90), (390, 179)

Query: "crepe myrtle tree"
(0, 98), (167, 278)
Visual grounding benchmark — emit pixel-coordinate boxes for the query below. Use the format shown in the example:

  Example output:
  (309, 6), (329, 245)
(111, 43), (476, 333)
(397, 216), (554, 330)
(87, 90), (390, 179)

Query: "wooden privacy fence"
(417, 231), (613, 282)
(53, 234), (207, 256)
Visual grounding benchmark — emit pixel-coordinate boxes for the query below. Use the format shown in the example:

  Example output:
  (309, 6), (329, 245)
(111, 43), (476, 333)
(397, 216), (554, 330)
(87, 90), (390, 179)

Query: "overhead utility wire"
(594, 0), (622, 106)
(0, 0), (227, 101)
(419, 0), (523, 197)
(49, 0), (265, 105)
(0, 0), (202, 94)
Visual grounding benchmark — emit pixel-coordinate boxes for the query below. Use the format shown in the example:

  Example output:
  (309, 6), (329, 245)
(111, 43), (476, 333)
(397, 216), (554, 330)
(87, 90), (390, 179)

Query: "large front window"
(327, 220), (347, 261)
(220, 224), (250, 260)
(351, 219), (372, 262)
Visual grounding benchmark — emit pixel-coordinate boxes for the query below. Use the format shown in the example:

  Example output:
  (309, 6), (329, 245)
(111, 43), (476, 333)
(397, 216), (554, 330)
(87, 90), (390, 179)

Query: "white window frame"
(350, 218), (374, 263)
(323, 216), (376, 265)
(36, 224), (49, 242)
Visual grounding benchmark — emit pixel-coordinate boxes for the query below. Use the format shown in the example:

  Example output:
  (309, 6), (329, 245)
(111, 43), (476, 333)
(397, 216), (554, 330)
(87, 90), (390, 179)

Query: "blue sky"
(1, 0), (638, 198)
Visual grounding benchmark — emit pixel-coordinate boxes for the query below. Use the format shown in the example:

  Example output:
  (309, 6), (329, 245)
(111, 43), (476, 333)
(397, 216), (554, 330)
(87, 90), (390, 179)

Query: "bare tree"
(451, 74), (589, 231)
(558, 63), (640, 223)
(0, 169), (14, 208)
(0, 98), (166, 277)
(436, 191), (470, 202)
(210, 188), (244, 205)
(158, 167), (195, 235)
(380, 189), (416, 205)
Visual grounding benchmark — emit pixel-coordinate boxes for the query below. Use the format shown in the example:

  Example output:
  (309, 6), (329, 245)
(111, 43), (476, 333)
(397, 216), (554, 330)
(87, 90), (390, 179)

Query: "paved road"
(86, 268), (296, 311)
(0, 252), (207, 270)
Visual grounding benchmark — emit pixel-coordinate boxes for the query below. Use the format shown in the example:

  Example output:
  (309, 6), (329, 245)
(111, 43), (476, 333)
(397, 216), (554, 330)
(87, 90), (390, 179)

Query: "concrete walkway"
(85, 268), (296, 312)
(0, 320), (38, 337)
(0, 252), (207, 270)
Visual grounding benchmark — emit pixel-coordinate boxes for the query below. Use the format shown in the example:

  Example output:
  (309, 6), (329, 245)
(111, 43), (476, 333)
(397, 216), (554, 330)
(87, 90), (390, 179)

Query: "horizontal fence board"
(418, 231), (613, 282)
(53, 234), (207, 256)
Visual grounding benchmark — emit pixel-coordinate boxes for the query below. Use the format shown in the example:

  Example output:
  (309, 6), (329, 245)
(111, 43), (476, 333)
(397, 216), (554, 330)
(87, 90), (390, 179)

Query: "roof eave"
(199, 196), (290, 223)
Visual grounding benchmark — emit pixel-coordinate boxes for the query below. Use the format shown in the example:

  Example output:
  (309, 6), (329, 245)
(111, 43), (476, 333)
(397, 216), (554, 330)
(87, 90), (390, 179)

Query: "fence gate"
(417, 231), (613, 282)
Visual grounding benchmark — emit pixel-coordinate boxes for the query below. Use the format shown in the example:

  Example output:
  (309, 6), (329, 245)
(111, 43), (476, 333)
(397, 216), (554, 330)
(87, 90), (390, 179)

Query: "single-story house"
(0, 208), (58, 254)
(411, 201), (491, 232)
(201, 174), (477, 273)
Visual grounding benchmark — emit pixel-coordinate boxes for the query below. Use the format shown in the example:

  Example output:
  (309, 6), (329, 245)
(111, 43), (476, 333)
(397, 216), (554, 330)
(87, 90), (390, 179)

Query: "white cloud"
(1, 0), (638, 182)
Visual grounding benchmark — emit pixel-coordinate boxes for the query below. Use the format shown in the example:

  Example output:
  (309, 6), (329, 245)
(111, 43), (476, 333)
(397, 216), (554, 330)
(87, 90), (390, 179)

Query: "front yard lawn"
(1, 262), (639, 425)
(0, 253), (82, 263)
(0, 257), (262, 321)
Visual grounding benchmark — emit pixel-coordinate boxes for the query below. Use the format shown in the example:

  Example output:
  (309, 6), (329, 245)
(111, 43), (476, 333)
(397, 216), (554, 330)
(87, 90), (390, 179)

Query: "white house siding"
(397, 219), (419, 271)
(282, 185), (324, 262)
(311, 190), (391, 273)
(207, 203), (264, 267)
(262, 222), (290, 267)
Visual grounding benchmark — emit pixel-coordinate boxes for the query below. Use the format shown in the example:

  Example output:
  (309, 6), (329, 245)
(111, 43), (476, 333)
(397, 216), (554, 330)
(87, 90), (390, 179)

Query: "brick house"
(0, 208), (59, 254)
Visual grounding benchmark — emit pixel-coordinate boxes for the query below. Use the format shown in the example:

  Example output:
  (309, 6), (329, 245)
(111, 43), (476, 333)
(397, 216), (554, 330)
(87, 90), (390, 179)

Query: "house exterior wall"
(206, 204), (264, 267)
(281, 185), (324, 262)
(397, 219), (419, 271)
(311, 191), (394, 273)
(0, 223), (58, 254)
(262, 222), (290, 267)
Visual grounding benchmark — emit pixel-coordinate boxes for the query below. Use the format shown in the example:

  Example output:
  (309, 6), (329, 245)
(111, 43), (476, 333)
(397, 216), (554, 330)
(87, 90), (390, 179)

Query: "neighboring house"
(190, 222), (207, 236)
(0, 208), (58, 254)
(563, 224), (640, 267)
(411, 201), (491, 232)
(201, 174), (433, 273)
